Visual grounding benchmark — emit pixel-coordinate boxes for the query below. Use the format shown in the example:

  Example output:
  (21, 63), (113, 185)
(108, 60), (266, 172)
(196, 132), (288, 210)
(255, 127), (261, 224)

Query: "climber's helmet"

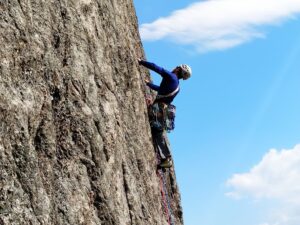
(179, 64), (192, 80)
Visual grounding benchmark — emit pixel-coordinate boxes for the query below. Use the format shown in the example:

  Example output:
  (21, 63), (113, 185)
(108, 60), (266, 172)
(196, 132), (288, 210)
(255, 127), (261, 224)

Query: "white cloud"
(226, 144), (300, 225)
(226, 144), (300, 202)
(140, 0), (300, 52)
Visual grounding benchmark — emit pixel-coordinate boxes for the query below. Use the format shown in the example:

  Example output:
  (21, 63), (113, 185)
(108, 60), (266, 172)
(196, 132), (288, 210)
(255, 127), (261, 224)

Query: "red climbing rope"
(161, 169), (174, 225)
(155, 150), (174, 225)
(157, 170), (171, 225)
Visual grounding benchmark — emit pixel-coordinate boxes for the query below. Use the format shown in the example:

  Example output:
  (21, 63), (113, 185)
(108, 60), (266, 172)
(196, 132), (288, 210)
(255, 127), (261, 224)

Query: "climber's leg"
(152, 128), (171, 160)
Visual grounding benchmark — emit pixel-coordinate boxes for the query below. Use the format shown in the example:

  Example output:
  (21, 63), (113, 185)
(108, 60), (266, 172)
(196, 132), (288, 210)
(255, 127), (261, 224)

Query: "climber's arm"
(138, 59), (172, 79)
(146, 82), (160, 92)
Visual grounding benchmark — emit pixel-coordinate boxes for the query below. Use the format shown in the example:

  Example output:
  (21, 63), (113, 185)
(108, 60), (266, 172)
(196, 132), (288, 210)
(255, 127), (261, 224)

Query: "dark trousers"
(151, 128), (171, 159)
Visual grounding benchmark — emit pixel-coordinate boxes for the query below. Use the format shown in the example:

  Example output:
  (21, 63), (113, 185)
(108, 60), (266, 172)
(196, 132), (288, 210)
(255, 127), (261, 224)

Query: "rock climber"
(138, 58), (192, 168)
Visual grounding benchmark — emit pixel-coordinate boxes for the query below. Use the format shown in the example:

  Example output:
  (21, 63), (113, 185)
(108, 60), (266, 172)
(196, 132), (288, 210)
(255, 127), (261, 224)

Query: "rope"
(157, 170), (171, 225)
(155, 152), (174, 225)
(161, 170), (174, 225)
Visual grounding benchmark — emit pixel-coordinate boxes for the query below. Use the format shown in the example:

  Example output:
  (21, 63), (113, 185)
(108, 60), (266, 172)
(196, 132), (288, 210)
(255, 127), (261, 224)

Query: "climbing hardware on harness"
(148, 102), (176, 133)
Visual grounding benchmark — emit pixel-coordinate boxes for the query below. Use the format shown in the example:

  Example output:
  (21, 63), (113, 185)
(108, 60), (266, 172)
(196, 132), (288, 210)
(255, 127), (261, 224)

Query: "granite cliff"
(0, 0), (183, 224)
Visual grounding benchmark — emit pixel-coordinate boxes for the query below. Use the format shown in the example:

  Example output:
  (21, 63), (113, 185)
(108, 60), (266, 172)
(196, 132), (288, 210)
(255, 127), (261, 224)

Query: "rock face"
(0, 0), (183, 225)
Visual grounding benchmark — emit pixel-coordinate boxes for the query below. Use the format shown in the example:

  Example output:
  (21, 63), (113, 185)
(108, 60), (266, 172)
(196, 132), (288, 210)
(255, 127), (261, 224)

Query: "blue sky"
(133, 1), (300, 225)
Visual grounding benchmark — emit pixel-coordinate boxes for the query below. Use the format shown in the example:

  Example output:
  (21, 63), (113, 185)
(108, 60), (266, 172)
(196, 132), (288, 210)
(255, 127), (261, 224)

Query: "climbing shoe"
(158, 158), (172, 168)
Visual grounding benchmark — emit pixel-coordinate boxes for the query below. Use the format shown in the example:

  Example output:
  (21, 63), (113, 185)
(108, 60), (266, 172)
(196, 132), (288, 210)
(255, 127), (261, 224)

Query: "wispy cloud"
(226, 144), (300, 225)
(140, 0), (300, 52)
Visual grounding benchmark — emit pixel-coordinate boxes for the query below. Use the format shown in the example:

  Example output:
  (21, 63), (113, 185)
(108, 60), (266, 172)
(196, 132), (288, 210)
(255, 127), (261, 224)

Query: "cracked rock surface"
(0, 0), (183, 224)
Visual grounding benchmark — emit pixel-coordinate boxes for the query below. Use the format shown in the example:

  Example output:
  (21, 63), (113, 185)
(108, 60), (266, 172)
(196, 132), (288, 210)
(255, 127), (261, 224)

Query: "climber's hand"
(144, 77), (150, 83)
(137, 58), (142, 64)
(145, 96), (153, 106)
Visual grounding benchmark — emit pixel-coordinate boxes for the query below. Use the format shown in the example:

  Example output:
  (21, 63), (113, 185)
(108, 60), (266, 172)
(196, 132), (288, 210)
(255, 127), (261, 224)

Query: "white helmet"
(180, 64), (192, 80)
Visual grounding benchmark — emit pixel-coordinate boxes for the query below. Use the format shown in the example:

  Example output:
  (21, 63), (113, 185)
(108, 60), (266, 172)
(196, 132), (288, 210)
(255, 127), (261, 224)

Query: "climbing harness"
(156, 86), (179, 100)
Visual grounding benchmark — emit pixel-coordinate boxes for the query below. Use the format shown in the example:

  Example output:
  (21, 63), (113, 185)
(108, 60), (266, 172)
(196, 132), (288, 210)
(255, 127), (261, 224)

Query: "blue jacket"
(139, 60), (179, 104)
